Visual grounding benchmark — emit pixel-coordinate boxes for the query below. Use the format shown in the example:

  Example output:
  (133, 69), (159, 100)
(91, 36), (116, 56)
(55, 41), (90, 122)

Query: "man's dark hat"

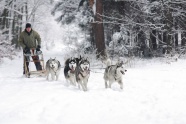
(26, 23), (31, 28)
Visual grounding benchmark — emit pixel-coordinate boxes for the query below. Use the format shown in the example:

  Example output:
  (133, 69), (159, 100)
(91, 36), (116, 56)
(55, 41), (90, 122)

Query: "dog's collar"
(52, 67), (59, 75)
(114, 66), (122, 81)
(107, 65), (122, 81)
(70, 68), (76, 73)
(114, 73), (122, 81)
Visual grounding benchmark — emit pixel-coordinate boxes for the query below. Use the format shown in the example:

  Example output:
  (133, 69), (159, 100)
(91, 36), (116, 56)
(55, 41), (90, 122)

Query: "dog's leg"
(46, 74), (49, 80)
(71, 80), (74, 86)
(73, 75), (77, 86)
(83, 79), (88, 91)
(68, 77), (75, 86)
(69, 78), (73, 85)
(46, 71), (49, 80)
(118, 80), (123, 89)
(104, 73), (109, 88)
(56, 74), (59, 81)
(56, 72), (60, 81)
(77, 80), (82, 90)
(72, 77), (76, 86)
(51, 74), (55, 81)
(65, 79), (70, 86)
(109, 81), (113, 88)
(77, 82), (81, 89)
(82, 84), (87, 91)
(105, 80), (108, 88)
(79, 81), (86, 91)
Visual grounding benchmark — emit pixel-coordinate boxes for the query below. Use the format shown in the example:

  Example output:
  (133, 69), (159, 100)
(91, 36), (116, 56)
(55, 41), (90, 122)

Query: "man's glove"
(36, 45), (41, 51)
(24, 46), (30, 54)
(36, 45), (42, 55)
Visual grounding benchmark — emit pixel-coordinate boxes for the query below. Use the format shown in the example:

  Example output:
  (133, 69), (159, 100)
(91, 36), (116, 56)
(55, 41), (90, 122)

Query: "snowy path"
(0, 52), (186, 124)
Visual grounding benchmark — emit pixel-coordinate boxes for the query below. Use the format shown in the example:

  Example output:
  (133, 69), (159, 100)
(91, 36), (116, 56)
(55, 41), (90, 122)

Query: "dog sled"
(23, 48), (46, 78)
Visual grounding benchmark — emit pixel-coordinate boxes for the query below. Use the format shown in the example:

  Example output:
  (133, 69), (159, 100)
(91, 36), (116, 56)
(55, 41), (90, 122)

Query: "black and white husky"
(75, 58), (90, 91)
(64, 57), (78, 86)
(46, 58), (61, 81)
(104, 61), (127, 89)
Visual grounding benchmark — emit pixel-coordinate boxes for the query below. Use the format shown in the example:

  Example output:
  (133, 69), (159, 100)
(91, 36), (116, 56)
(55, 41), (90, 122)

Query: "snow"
(1, 49), (186, 124)
(1, 3), (186, 124)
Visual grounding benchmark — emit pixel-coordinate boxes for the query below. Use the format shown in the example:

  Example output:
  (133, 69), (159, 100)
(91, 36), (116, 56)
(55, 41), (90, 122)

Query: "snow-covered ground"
(0, 48), (186, 124)
(1, 3), (186, 123)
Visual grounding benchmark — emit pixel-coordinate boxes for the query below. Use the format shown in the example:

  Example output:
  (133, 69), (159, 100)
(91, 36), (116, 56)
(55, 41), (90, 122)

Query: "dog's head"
(79, 58), (90, 71)
(116, 61), (127, 75)
(68, 57), (77, 71)
(49, 58), (59, 69)
(76, 55), (83, 65)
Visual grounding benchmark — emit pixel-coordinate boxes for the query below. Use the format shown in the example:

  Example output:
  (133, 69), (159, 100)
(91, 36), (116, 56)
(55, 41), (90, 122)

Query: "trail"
(0, 52), (186, 124)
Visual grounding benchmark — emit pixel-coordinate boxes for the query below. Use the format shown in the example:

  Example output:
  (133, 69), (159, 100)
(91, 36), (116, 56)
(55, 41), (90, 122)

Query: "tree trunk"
(175, 33), (178, 47)
(25, 1), (28, 21)
(158, 31), (162, 47)
(181, 32), (186, 46)
(161, 0), (173, 53)
(150, 30), (157, 50)
(2, 9), (8, 30)
(94, 0), (106, 57)
(9, 0), (15, 41)
(20, 6), (23, 33)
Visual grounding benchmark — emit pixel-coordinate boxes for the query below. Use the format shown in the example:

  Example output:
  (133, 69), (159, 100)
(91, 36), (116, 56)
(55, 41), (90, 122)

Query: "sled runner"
(23, 48), (46, 78)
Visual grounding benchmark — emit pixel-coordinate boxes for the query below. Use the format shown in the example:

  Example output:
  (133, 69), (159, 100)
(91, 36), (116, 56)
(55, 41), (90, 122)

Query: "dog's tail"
(105, 58), (111, 67)
(101, 56), (111, 67)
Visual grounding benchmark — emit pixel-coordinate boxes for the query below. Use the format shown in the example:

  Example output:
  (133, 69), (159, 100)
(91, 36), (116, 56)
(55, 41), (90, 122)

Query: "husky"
(104, 61), (127, 89)
(46, 58), (61, 81)
(75, 58), (90, 91)
(64, 57), (77, 86)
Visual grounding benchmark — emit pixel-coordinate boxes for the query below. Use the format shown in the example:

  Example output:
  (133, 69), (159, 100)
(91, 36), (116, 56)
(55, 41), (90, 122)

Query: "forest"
(0, 0), (186, 62)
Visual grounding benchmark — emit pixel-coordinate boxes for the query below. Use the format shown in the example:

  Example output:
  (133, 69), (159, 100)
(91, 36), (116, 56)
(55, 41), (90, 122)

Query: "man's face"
(26, 27), (31, 32)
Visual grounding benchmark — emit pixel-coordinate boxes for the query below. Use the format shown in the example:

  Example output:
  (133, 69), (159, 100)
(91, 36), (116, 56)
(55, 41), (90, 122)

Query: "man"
(19, 23), (42, 75)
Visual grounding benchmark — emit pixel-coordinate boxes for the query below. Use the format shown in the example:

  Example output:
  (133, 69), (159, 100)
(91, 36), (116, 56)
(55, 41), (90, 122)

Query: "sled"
(23, 48), (46, 78)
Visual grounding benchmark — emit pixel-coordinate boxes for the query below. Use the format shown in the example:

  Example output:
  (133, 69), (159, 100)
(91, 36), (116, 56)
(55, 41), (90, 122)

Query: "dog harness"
(79, 69), (90, 78)
(107, 65), (121, 81)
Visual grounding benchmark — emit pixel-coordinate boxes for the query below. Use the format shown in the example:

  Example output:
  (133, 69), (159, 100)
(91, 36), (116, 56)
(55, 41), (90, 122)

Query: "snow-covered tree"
(0, 0), (52, 62)
(51, 0), (96, 54)
(0, 30), (16, 63)
(51, 0), (79, 24)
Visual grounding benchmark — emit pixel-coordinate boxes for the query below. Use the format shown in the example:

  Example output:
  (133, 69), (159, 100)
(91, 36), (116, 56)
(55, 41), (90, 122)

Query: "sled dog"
(46, 58), (61, 81)
(75, 58), (90, 91)
(104, 61), (127, 89)
(64, 57), (78, 86)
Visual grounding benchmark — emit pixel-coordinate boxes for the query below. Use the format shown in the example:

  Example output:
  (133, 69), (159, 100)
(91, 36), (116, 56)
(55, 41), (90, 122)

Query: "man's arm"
(18, 33), (26, 49)
(35, 31), (41, 46)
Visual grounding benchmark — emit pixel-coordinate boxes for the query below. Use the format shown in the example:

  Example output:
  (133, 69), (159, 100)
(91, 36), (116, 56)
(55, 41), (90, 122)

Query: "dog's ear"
(117, 61), (123, 67)
(120, 61), (124, 65)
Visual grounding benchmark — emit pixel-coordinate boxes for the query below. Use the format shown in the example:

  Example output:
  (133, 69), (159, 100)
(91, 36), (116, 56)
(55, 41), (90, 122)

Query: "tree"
(50, 0), (186, 58)
(0, 30), (16, 62)
(94, 0), (106, 57)
(51, 0), (79, 24)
